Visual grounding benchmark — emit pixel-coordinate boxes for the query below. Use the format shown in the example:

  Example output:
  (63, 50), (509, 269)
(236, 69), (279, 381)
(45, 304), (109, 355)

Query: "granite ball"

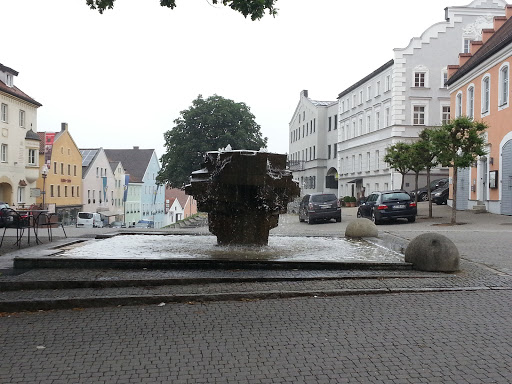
(345, 218), (378, 238)
(405, 233), (459, 272)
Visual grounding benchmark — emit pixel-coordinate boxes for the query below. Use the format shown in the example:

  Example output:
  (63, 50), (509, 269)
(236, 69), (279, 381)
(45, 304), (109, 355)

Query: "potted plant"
(349, 196), (357, 207)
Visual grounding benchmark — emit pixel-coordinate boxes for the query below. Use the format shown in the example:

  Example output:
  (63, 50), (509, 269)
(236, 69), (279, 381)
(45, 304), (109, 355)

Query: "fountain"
(185, 150), (300, 245)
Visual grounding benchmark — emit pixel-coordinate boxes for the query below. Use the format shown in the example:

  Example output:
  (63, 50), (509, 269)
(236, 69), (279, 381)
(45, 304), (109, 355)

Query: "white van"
(76, 212), (104, 228)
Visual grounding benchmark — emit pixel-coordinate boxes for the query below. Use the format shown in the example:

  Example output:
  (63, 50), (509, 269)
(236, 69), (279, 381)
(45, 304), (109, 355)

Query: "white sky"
(3, 0), (473, 158)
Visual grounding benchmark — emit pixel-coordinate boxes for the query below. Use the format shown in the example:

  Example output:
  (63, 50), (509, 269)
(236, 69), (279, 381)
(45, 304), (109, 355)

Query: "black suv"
(357, 190), (417, 224)
(410, 178), (449, 201)
(432, 185), (449, 205)
(299, 193), (341, 224)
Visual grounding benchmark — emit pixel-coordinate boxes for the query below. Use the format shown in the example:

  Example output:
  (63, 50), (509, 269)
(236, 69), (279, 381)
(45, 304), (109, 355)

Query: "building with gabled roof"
(105, 146), (165, 228)
(447, 4), (512, 214)
(0, 62), (42, 207)
(36, 123), (83, 225)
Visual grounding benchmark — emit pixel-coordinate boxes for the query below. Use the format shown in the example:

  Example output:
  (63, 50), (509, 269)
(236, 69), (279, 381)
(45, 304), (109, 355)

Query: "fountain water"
(185, 150), (300, 245)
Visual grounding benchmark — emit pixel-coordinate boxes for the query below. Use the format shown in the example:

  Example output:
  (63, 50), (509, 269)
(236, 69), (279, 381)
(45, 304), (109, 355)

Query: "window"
(74, 165), (77, 176)
(17, 187), (25, 204)
(367, 152), (371, 171)
(351, 155), (355, 173)
(385, 108), (390, 127)
(367, 115), (371, 133)
(358, 154), (362, 172)
(72, 186), (75, 197)
(482, 75), (490, 115)
(341, 100), (345, 113)
(352, 94), (357, 108)
(1, 103), (7, 122)
(1, 144), (7, 162)
(499, 64), (509, 108)
(54, 161), (57, 174)
(413, 106), (425, 125)
(19, 110), (25, 128)
(6, 74), (13, 87)
(375, 150), (380, 169)
(328, 145), (331, 159)
(333, 143), (337, 158)
(328, 116), (332, 131)
(77, 186), (80, 197)
(467, 86), (474, 119)
(358, 116), (363, 135)
(96, 167), (99, 177)
(60, 163), (64, 175)
(376, 81), (381, 96)
(442, 69), (448, 88)
(28, 149), (36, 165)
(50, 185), (54, 197)
(455, 92), (462, 118)
(57, 185), (61, 197)
(68, 164), (71, 175)
(334, 115), (337, 130)
(442, 106), (451, 125)
(367, 85), (372, 101)
(463, 38), (472, 53)
(414, 72), (425, 87)
(385, 75), (391, 92)
(65, 186), (68, 197)
(375, 111), (380, 130)
(359, 90), (363, 105)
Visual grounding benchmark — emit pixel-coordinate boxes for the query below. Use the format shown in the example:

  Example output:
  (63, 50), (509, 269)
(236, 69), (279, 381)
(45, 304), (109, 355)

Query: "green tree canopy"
(431, 116), (487, 224)
(86, 0), (278, 20)
(384, 142), (413, 190)
(157, 94), (268, 188)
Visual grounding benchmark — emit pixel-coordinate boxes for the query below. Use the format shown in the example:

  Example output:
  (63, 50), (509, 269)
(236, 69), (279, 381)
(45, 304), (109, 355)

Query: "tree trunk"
(426, 167), (432, 218)
(414, 172), (419, 204)
(400, 173), (405, 190)
(451, 167), (458, 225)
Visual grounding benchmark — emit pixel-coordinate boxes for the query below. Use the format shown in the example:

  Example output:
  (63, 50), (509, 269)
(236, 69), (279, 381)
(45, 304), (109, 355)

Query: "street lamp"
(41, 164), (48, 209)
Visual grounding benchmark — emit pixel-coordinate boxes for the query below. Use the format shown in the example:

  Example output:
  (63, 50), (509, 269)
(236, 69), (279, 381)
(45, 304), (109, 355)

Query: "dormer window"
(6, 74), (13, 87)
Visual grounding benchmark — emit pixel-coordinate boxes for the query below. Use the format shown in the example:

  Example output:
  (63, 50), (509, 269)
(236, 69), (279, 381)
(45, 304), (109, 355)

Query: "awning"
(348, 178), (363, 183)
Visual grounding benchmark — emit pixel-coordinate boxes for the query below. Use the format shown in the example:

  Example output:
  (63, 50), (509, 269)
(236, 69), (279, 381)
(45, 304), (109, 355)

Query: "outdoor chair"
(0, 208), (35, 248)
(36, 212), (67, 242)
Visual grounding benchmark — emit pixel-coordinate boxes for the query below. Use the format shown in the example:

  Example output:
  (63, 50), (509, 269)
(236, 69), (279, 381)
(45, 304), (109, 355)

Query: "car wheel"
(336, 216), (341, 223)
(371, 211), (380, 225)
(356, 210), (362, 218)
(420, 193), (429, 202)
(408, 216), (416, 223)
(442, 197), (448, 205)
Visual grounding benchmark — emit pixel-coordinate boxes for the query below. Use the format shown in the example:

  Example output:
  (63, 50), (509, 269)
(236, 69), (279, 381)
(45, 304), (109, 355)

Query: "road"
(1, 203), (512, 383)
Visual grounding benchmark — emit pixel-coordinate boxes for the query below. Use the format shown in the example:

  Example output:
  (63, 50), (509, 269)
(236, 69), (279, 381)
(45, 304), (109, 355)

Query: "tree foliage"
(86, 0), (278, 20)
(417, 128), (442, 217)
(384, 142), (413, 190)
(157, 94), (268, 188)
(430, 116), (487, 224)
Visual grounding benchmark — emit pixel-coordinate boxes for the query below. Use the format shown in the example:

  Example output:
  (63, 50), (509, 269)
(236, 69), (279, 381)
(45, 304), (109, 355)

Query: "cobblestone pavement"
(2, 291), (512, 383)
(1, 203), (512, 383)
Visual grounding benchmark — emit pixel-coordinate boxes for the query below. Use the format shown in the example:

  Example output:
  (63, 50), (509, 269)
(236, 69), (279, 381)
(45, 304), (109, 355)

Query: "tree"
(86, 0), (278, 20)
(157, 94), (268, 188)
(384, 142), (412, 190)
(431, 116), (487, 224)
(417, 128), (442, 218)
(407, 140), (429, 204)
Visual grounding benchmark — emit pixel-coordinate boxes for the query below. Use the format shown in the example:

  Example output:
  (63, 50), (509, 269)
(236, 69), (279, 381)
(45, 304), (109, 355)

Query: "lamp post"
(41, 164), (48, 209)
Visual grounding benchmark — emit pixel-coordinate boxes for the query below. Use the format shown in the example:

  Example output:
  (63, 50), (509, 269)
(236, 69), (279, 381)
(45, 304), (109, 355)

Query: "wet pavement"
(1, 203), (512, 383)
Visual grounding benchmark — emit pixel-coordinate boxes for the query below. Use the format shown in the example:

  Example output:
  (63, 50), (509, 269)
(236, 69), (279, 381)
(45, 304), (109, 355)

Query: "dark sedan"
(357, 190), (417, 224)
(432, 185), (449, 205)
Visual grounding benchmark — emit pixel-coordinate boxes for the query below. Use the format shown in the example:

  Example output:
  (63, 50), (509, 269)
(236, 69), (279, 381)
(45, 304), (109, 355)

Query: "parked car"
(409, 178), (449, 201)
(432, 185), (449, 205)
(0, 202), (12, 227)
(76, 212), (104, 228)
(299, 193), (341, 224)
(357, 190), (417, 224)
(135, 220), (154, 228)
(109, 221), (126, 228)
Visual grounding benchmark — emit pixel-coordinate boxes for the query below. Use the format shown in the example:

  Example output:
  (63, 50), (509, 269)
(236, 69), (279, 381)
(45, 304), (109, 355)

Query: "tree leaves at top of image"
(157, 94), (268, 188)
(86, 0), (278, 20)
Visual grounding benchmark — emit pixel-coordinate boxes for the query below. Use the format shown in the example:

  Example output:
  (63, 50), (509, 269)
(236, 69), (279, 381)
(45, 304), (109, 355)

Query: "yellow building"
(36, 123), (83, 225)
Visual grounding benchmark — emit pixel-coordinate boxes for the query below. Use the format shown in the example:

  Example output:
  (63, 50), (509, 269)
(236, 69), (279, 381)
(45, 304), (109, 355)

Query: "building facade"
(447, 4), (512, 215)
(288, 90), (339, 196)
(105, 147), (165, 228)
(80, 147), (117, 225)
(336, 1), (507, 199)
(0, 62), (42, 207)
(109, 160), (127, 222)
(36, 123), (83, 225)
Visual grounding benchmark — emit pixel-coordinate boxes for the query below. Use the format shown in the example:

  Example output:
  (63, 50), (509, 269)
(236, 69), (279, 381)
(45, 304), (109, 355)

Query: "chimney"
(470, 40), (483, 55)
(494, 16), (507, 31)
(61, 122), (68, 131)
(481, 28), (494, 44)
(507, 4), (512, 19)
(133, 146), (139, 150)
(459, 53), (472, 67)
(447, 65), (460, 80)
(301, 90), (308, 98)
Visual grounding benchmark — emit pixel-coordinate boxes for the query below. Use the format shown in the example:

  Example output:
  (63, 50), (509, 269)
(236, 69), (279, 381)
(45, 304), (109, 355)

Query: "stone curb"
(2, 286), (510, 313)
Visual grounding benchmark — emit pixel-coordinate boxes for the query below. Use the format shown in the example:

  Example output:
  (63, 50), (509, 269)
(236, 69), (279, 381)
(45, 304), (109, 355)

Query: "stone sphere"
(405, 233), (459, 272)
(345, 218), (378, 238)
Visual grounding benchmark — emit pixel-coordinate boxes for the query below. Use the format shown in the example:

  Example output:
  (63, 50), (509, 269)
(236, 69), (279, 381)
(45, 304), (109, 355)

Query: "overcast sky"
(3, 0), (473, 158)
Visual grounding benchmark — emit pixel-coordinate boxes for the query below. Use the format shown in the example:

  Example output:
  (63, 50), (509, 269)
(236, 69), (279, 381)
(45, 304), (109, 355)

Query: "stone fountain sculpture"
(185, 149), (300, 245)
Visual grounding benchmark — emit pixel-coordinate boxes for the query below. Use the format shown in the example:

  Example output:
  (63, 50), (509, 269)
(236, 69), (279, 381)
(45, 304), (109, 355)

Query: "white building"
(0, 62), (42, 207)
(337, 0), (507, 199)
(288, 90), (339, 196)
(80, 148), (117, 225)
